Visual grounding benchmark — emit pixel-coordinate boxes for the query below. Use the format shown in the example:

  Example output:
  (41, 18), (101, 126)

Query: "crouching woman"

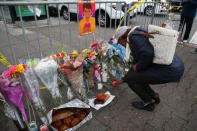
(114, 26), (184, 111)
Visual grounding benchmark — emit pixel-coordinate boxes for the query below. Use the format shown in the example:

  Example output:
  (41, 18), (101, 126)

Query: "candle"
(98, 83), (103, 90)
(40, 125), (48, 131)
(29, 122), (38, 131)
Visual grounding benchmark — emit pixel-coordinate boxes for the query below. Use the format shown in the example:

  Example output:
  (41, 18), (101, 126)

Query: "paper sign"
(28, 6), (41, 17)
(78, 0), (96, 36)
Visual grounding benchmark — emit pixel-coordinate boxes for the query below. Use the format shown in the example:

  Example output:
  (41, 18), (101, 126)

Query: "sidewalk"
(78, 45), (197, 131)
(0, 18), (197, 131)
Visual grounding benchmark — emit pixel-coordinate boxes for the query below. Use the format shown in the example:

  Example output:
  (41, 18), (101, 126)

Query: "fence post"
(151, 2), (156, 24)
(0, 6), (17, 64)
(124, 3), (127, 26)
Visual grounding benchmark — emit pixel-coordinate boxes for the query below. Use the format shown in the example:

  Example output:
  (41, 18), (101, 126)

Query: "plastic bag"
(67, 88), (73, 100)
(47, 99), (92, 131)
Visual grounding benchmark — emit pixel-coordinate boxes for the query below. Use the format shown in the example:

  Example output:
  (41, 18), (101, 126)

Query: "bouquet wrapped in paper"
(34, 59), (62, 106)
(0, 91), (16, 120)
(59, 54), (87, 102)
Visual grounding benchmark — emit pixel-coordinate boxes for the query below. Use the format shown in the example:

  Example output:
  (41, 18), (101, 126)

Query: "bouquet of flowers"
(59, 54), (88, 102)
(0, 75), (28, 121)
(34, 59), (62, 106)
(0, 53), (34, 128)
(24, 59), (48, 124)
(107, 42), (127, 79)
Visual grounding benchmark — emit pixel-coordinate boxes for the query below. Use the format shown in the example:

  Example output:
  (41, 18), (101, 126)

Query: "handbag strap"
(137, 31), (160, 39)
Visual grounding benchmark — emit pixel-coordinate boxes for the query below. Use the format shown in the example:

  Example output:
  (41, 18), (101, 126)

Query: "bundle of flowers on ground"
(23, 59), (48, 124)
(0, 58), (30, 127)
(57, 52), (88, 103)
(54, 39), (133, 93)
(0, 36), (133, 130)
(34, 58), (62, 107)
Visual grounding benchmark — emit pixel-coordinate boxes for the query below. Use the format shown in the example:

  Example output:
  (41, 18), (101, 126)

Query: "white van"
(48, 0), (137, 27)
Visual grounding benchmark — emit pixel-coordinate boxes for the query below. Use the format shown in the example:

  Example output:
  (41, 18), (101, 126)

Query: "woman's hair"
(83, 0), (91, 10)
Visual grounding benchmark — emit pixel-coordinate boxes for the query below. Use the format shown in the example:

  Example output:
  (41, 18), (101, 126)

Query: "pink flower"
(3, 65), (16, 78)
(101, 51), (104, 56)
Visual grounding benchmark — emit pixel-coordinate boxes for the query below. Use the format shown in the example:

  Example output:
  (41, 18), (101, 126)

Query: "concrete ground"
(0, 14), (197, 131)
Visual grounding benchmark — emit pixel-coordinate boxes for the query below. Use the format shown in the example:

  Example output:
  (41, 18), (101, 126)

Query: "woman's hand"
(113, 78), (123, 85)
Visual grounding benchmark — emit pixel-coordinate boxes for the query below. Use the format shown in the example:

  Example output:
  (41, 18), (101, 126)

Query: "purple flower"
(109, 38), (114, 44)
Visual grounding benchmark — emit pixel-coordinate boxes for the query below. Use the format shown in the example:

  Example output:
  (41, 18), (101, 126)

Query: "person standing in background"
(178, 0), (197, 42)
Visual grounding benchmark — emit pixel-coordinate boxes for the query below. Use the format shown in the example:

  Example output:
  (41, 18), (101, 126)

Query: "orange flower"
(88, 53), (93, 58)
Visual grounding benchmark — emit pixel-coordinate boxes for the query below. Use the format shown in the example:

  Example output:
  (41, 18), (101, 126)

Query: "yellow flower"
(71, 51), (79, 57)
(12, 64), (25, 78)
(82, 49), (88, 54)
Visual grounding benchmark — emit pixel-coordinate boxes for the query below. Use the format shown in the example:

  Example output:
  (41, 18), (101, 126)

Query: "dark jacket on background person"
(181, 0), (197, 18)
(124, 27), (184, 83)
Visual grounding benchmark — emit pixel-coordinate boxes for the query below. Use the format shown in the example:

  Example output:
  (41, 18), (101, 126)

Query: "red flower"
(91, 42), (100, 48)
(56, 53), (60, 57)
(60, 65), (67, 69)
(112, 79), (117, 87)
(22, 64), (26, 69)
(112, 81), (117, 87)
(162, 23), (166, 27)
(61, 52), (65, 57)
(166, 7), (169, 10)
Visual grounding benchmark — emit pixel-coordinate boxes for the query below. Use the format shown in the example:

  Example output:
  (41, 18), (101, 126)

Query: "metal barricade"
(0, 1), (170, 66)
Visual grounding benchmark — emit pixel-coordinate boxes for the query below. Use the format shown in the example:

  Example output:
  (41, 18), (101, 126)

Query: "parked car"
(127, 0), (168, 16)
(48, 0), (137, 27)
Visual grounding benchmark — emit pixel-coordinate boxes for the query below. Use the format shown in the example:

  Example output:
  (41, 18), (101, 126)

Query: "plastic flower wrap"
(24, 63), (48, 124)
(59, 55), (88, 102)
(82, 57), (95, 91)
(34, 59), (61, 106)
(93, 65), (101, 81)
(0, 76), (28, 121)
(101, 62), (109, 83)
(0, 91), (16, 120)
(107, 44), (125, 61)
(107, 43), (127, 79)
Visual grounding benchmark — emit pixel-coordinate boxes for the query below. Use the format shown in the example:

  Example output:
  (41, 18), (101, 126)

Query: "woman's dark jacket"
(123, 27), (184, 83)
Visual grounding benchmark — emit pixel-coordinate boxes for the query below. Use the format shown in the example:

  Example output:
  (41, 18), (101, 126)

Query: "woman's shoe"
(132, 101), (155, 112)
